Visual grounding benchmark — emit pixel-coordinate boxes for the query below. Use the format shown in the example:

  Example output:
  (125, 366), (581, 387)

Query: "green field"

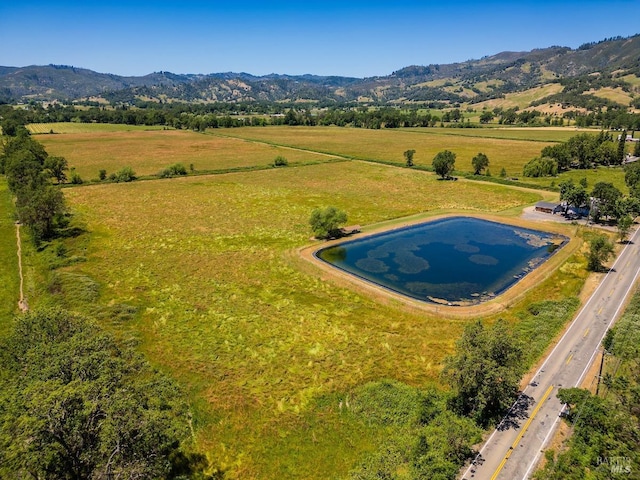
(404, 126), (588, 142)
(10, 123), (604, 477)
(213, 126), (557, 178)
(523, 165), (630, 194)
(0, 181), (19, 331)
(50, 155), (590, 478)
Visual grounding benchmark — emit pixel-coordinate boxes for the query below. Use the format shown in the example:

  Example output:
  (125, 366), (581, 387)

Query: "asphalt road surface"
(462, 225), (640, 480)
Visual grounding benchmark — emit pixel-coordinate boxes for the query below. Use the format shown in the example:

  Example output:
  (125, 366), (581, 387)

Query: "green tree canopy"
(559, 179), (589, 208)
(591, 181), (623, 220)
(44, 155), (68, 184)
(471, 152), (489, 175)
(617, 214), (634, 243)
(586, 233), (614, 271)
(432, 150), (456, 179)
(403, 149), (416, 167)
(442, 319), (524, 427)
(309, 206), (348, 239)
(523, 156), (558, 177)
(0, 308), (200, 479)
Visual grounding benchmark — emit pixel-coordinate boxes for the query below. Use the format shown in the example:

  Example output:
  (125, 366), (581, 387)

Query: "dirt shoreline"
(298, 210), (582, 318)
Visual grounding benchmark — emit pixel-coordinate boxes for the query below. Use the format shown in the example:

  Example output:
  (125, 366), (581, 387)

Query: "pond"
(315, 217), (567, 305)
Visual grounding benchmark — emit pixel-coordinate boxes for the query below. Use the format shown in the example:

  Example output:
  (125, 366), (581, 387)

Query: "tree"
(471, 152), (489, 175)
(618, 129), (627, 163)
(479, 111), (494, 124)
(591, 182), (623, 221)
(432, 150), (456, 179)
(442, 320), (524, 427)
(0, 308), (198, 479)
(541, 143), (571, 171)
(522, 156), (558, 177)
(15, 183), (66, 240)
(403, 149), (416, 167)
(586, 234), (614, 271)
(634, 139), (640, 157)
(559, 179), (588, 210)
(44, 156), (68, 184)
(617, 214), (634, 243)
(625, 161), (640, 198)
(309, 206), (348, 239)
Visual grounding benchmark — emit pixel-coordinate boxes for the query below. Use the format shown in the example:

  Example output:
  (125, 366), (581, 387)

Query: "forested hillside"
(1, 35), (639, 109)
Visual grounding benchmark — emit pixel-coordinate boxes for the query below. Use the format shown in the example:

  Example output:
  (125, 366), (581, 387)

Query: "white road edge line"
(520, 228), (640, 479)
(462, 225), (640, 480)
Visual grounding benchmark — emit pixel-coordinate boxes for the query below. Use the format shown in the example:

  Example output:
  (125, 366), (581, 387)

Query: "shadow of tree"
(497, 393), (534, 431)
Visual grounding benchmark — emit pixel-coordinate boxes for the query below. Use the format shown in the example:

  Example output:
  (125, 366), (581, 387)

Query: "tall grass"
(52, 159), (588, 478)
(0, 180), (19, 331)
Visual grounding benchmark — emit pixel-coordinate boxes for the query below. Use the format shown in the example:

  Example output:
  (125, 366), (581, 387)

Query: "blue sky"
(1, 0), (638, 78)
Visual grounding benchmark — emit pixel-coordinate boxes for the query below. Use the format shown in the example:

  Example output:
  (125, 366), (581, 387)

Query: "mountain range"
(1, 34), (639, 108)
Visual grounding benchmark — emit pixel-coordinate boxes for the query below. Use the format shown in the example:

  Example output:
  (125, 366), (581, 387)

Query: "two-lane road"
(463, 225), (640, 480)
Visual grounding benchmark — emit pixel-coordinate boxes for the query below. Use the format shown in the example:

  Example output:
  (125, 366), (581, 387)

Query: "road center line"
(490, 385), (554, 480)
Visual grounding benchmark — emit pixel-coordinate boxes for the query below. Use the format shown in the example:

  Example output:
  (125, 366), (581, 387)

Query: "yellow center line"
(598, 306), (603, 315)
(490, 385), (554, 480)
(583, 328), (590, 338)
(566, 353), (574, 365)
(610, 288), (614, 296)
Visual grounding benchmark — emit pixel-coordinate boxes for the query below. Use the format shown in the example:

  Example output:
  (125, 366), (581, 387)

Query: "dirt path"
(16, 222), (28, 312)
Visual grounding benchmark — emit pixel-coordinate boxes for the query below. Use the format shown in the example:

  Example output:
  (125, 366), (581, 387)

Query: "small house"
(535, 201), (563, 214)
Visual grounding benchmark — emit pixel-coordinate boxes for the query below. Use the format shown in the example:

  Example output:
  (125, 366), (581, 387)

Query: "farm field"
(28, 122), (170, 134)
(215, 126), (558, 177)
(53, 157), (588, 478)
(523, 165), (630, 194)
(404, 126), (592, 142)
(36, 129), (339, 179)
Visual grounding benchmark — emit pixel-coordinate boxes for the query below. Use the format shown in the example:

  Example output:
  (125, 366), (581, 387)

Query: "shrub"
(273, 155), (288, 167)
(69, 168), (83, 184)
(113, 166), (136, 183)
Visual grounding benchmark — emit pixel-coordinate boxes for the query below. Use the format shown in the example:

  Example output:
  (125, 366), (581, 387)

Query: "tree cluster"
(0, 308), (206, 479)
(0, 121), (66, 242)
(442, 320), (525, 427)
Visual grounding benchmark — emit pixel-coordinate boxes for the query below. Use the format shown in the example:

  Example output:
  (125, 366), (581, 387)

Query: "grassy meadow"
(37, 129), (340, 179)
(51, 152), (591, 478)
(214, 126), (555, 178)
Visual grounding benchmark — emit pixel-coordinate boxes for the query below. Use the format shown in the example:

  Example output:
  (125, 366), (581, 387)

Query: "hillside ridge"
(1, 34), (639, 106)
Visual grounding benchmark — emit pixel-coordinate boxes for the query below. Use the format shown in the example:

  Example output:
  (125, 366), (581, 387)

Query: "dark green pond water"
(315, 217), (567, 305)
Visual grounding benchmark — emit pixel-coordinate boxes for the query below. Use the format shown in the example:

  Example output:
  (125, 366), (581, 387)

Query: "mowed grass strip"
(62, 162), (544, 478)
(216, 126), (556, 177)
(0, 180), (19, 330)
(38, 129), (339, 179)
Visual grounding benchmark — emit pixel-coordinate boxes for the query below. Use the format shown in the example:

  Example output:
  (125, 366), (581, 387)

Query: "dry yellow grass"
(38, 129), (337, 178)
(472, 83), (565, 110)
(588, 87), (634, 105)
